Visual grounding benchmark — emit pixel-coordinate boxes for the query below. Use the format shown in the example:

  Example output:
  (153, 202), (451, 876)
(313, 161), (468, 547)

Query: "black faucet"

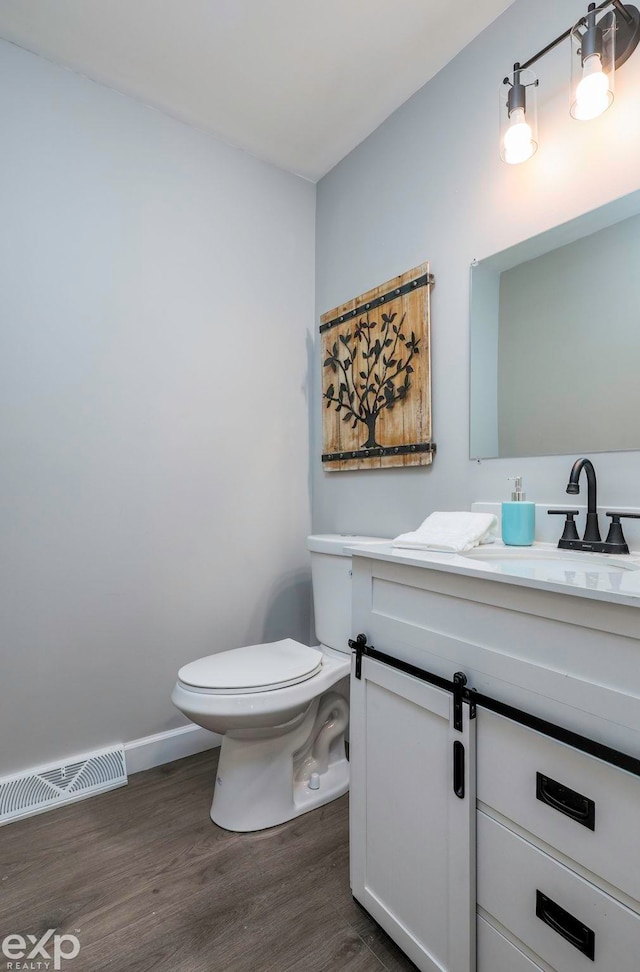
(566, 458), (602, 543)
(548, 457), (640, 553)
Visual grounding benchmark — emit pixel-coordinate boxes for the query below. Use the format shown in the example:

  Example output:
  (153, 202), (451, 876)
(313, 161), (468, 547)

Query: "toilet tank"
(307, 535), (387, 653)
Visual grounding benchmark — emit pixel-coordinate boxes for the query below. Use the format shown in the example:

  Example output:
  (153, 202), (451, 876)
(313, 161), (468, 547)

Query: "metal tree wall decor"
(320, 263), (435, 471)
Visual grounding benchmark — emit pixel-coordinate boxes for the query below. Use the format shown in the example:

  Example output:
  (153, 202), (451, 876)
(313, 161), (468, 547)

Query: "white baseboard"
(125, 724), (221, 775)
(0, 728), (219, 826)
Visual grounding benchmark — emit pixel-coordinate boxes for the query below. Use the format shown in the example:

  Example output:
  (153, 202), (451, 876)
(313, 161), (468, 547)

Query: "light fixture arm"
(513, 0), (640, 72)
(611, 0), (634, 25)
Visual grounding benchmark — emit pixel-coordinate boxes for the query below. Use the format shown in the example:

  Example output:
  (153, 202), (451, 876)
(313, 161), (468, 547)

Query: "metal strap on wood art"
(322, 442), (436, 462)
(319, 273), (434, 333)
(320, 263), (435, 471)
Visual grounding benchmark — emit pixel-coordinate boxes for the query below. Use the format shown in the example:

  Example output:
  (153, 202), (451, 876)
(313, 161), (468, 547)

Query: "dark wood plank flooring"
(0, 749), (417, 971)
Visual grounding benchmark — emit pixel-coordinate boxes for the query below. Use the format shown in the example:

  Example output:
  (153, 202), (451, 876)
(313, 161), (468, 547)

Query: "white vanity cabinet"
(348, 548), (640, 972)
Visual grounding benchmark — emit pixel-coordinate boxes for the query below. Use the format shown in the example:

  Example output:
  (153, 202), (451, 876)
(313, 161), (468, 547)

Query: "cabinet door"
(350, 654), (476, 972)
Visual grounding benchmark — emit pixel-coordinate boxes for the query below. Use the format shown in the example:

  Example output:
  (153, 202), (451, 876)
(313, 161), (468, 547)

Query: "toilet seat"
(177, 639), (323, 695)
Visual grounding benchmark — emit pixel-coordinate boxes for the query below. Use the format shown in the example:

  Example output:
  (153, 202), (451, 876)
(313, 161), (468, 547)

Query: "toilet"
(171, 534), (384, 832)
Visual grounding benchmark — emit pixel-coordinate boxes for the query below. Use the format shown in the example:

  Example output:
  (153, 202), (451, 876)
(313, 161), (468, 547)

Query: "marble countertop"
(347, 539), (640, 608)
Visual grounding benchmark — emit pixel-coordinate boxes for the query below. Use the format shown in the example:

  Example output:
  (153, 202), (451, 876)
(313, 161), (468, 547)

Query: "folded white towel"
(393, 511), (498, 553)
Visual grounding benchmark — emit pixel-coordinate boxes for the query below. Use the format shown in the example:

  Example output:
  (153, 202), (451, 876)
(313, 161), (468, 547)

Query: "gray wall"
(0, 41), (315, 775)
(314, 0), (640, 541)
(498, 212), (640, 456)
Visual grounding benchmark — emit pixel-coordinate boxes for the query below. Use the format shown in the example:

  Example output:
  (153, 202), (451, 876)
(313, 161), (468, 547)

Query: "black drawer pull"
(536, 772), (595, 831)
(453, 741), (465, 799)
(536, 890), (595, 960)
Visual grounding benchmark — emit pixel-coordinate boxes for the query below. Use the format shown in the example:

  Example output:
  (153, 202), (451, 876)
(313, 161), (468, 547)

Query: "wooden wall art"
(320, 263), (435, 471)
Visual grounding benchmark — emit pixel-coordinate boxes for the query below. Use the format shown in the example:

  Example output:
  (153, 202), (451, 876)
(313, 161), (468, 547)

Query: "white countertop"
(347, 540), (640, 608)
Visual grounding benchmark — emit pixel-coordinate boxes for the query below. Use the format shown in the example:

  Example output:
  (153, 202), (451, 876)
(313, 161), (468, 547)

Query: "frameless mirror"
(470, 188), (640, 459)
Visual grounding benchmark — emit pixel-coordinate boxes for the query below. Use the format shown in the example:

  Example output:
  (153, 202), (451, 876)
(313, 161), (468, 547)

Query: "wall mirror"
(470, 188), (640, 459)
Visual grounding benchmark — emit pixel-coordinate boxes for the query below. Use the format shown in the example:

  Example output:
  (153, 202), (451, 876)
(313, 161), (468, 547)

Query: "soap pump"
(501, 476), (535, 546)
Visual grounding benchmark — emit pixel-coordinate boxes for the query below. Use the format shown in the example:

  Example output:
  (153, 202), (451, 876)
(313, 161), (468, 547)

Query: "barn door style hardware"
(349, 633), (368, 681)
(349, 634), (640, 779)
(349, 636), (473, 805)
(349, 635), (455, 695)
(452, 672), (467, 732)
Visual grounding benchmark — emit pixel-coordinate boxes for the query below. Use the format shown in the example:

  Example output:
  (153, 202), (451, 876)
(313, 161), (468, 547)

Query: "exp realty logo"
(2, 930), (80, 970)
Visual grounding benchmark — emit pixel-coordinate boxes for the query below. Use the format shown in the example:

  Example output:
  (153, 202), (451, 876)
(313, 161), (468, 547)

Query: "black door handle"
(536, 773), (595, 830)
(536, 890), (595, 960)
(453, 741), (465, 799)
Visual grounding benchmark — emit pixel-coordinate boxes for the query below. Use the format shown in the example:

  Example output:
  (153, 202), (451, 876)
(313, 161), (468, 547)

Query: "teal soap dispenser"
(502, 476), (535, 546)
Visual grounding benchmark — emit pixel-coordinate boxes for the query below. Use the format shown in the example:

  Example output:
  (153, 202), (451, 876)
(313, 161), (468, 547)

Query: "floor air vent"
(0, 746), (127, 825)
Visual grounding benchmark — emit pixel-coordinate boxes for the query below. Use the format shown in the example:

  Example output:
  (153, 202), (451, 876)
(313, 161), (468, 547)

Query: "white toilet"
(171, 534), (384, 832)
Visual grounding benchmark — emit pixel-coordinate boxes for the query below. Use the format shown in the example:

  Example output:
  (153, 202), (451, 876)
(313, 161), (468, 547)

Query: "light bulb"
(503, 107), (535, 164)
(574, 53), (611, 120)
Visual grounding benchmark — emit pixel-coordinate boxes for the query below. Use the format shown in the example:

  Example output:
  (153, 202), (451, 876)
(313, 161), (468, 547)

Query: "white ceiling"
(0, 0), (515, 181)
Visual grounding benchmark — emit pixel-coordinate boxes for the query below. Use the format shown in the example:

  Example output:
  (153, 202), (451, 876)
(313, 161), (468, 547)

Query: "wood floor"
(0, 749), (417, 971)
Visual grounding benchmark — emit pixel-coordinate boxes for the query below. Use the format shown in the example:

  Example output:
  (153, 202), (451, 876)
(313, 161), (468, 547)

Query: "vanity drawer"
(477, 915), (544, 972)
(477, 709), (640, 903)
(477, 811), (640, 971)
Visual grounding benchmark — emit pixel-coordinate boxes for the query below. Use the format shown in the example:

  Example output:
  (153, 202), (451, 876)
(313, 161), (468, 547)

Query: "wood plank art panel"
(320, 263), (434, 471)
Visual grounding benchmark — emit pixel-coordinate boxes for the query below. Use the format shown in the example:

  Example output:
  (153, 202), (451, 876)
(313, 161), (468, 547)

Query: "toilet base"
(211, 755), (349, 832)
(210, 692), (350, 832)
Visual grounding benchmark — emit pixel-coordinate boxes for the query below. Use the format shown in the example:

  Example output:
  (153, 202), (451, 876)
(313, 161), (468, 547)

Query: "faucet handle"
(548, 509), (580, 543)
(604, 512), (640, 554)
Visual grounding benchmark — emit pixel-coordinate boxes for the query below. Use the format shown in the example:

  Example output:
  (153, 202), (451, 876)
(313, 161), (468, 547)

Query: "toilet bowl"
(171, 534), (385, 832)
(172, 641), (351, 831)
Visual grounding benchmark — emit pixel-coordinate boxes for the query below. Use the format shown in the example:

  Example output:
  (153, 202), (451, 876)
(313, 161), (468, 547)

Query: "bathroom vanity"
(348, 542), (640, 972)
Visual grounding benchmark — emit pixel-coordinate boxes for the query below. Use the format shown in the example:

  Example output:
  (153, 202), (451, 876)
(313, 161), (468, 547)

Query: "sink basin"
(463, 546), (638, 571)
(460, 545), (640, 588)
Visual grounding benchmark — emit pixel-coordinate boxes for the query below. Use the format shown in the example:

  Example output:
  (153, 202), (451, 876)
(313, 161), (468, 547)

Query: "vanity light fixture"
(501, 0), (640, 163)
(500, 65), (538, 164)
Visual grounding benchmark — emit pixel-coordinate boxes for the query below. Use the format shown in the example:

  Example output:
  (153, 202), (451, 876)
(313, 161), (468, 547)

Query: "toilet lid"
(177, 639), (323, 694)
